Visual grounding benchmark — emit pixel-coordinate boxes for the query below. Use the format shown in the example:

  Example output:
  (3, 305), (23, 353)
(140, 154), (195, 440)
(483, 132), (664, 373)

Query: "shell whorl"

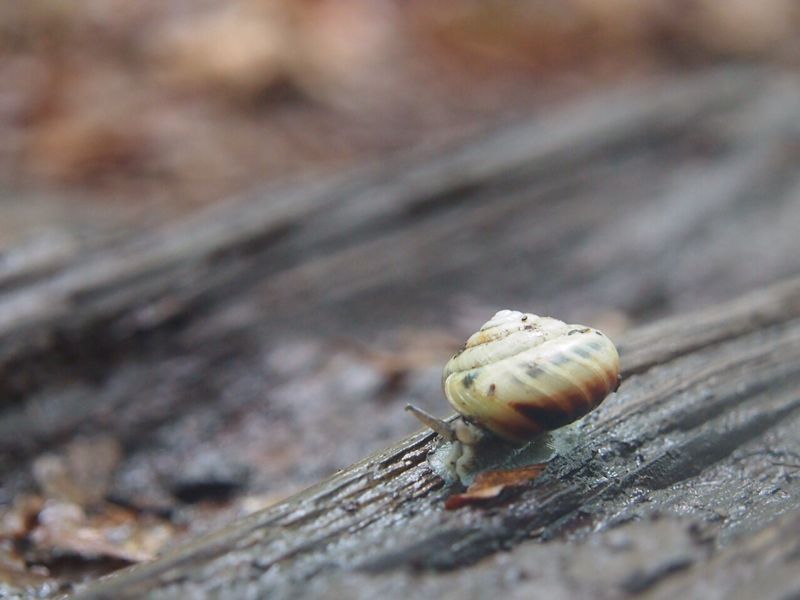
(442, 310), (620, 444)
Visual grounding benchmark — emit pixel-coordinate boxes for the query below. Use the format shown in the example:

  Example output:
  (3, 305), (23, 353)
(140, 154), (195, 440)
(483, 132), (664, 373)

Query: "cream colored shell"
(442, 310), (620, 444)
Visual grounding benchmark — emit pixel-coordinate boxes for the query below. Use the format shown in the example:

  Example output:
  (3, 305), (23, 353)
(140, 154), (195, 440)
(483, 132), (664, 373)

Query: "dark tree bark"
(1, 65), (799, 598)
(70, 275), (800, 599)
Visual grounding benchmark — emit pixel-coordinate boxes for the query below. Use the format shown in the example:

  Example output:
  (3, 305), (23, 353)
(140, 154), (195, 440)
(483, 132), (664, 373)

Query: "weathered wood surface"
(71, 276), (800, 599)
(2, 65), (799, 393)
(1, 64), (799, 597)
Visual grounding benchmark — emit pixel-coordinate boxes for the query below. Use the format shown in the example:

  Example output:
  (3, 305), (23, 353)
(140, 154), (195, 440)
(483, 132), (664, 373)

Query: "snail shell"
(442, 309), (620, 444)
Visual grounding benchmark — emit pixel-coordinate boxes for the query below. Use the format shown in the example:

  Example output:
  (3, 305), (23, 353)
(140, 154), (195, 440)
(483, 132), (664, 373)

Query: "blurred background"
(1, 1), (800, 596)
(2, 1), (798, 214)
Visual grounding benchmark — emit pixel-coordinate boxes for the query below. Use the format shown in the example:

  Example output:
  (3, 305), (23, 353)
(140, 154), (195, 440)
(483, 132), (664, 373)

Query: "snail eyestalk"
(405, 404), (456, 441)
(406, 405), (488, 482)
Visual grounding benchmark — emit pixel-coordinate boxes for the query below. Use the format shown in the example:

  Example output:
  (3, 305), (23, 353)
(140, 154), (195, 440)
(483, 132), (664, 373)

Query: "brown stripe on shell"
(510, 370), (612, 434)
(583, 367), (615, 408)
(536, 356), (597, 413)
(588, 357), (619, 398)
(483, 410), (549, 441)
(520, 356), (596, 421)
(561, 342), (618, 408)
(510, 400), (577, 432)
(575, 359), (617, 408)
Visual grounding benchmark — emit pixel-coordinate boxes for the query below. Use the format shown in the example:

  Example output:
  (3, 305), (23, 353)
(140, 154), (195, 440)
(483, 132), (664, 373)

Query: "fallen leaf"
(445, 464), (547, 510)
(0, 495), (45, 540)
(32, 436), (122, 506)
(27, 500), (174, 565)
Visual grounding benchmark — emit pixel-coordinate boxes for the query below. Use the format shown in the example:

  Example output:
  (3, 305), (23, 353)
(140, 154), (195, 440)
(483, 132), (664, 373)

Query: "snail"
(406, 309), (620, 482)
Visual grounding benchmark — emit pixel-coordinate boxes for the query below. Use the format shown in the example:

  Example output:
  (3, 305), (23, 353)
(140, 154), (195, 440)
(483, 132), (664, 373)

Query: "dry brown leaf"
(0, 495), (44, 540)
(27, 500), (175, 565)
(32, 436), (122, 506)
(444, 463), (547, 510)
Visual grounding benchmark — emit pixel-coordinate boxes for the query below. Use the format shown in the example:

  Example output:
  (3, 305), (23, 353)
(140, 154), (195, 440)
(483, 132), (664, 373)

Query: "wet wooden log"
(3, 65), (798, 403)
(2, 64), (799, 597)
(4, 65), (800, 488)
(71, 275), (800, 599)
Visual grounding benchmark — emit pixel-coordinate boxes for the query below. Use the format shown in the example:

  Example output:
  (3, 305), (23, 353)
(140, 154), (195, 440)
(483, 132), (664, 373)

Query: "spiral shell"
(442, 309), (620, 444)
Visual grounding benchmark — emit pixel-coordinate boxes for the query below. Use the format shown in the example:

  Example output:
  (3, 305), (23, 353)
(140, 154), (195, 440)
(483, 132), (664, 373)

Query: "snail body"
(407, 309), (620, 482)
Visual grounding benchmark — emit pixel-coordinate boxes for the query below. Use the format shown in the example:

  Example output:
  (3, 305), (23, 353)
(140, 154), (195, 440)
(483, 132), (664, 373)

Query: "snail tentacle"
(405, 404), (456, 441)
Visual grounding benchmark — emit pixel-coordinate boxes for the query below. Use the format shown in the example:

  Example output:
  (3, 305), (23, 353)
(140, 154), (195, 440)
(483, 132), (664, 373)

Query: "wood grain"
(71, 275), (800, 599)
